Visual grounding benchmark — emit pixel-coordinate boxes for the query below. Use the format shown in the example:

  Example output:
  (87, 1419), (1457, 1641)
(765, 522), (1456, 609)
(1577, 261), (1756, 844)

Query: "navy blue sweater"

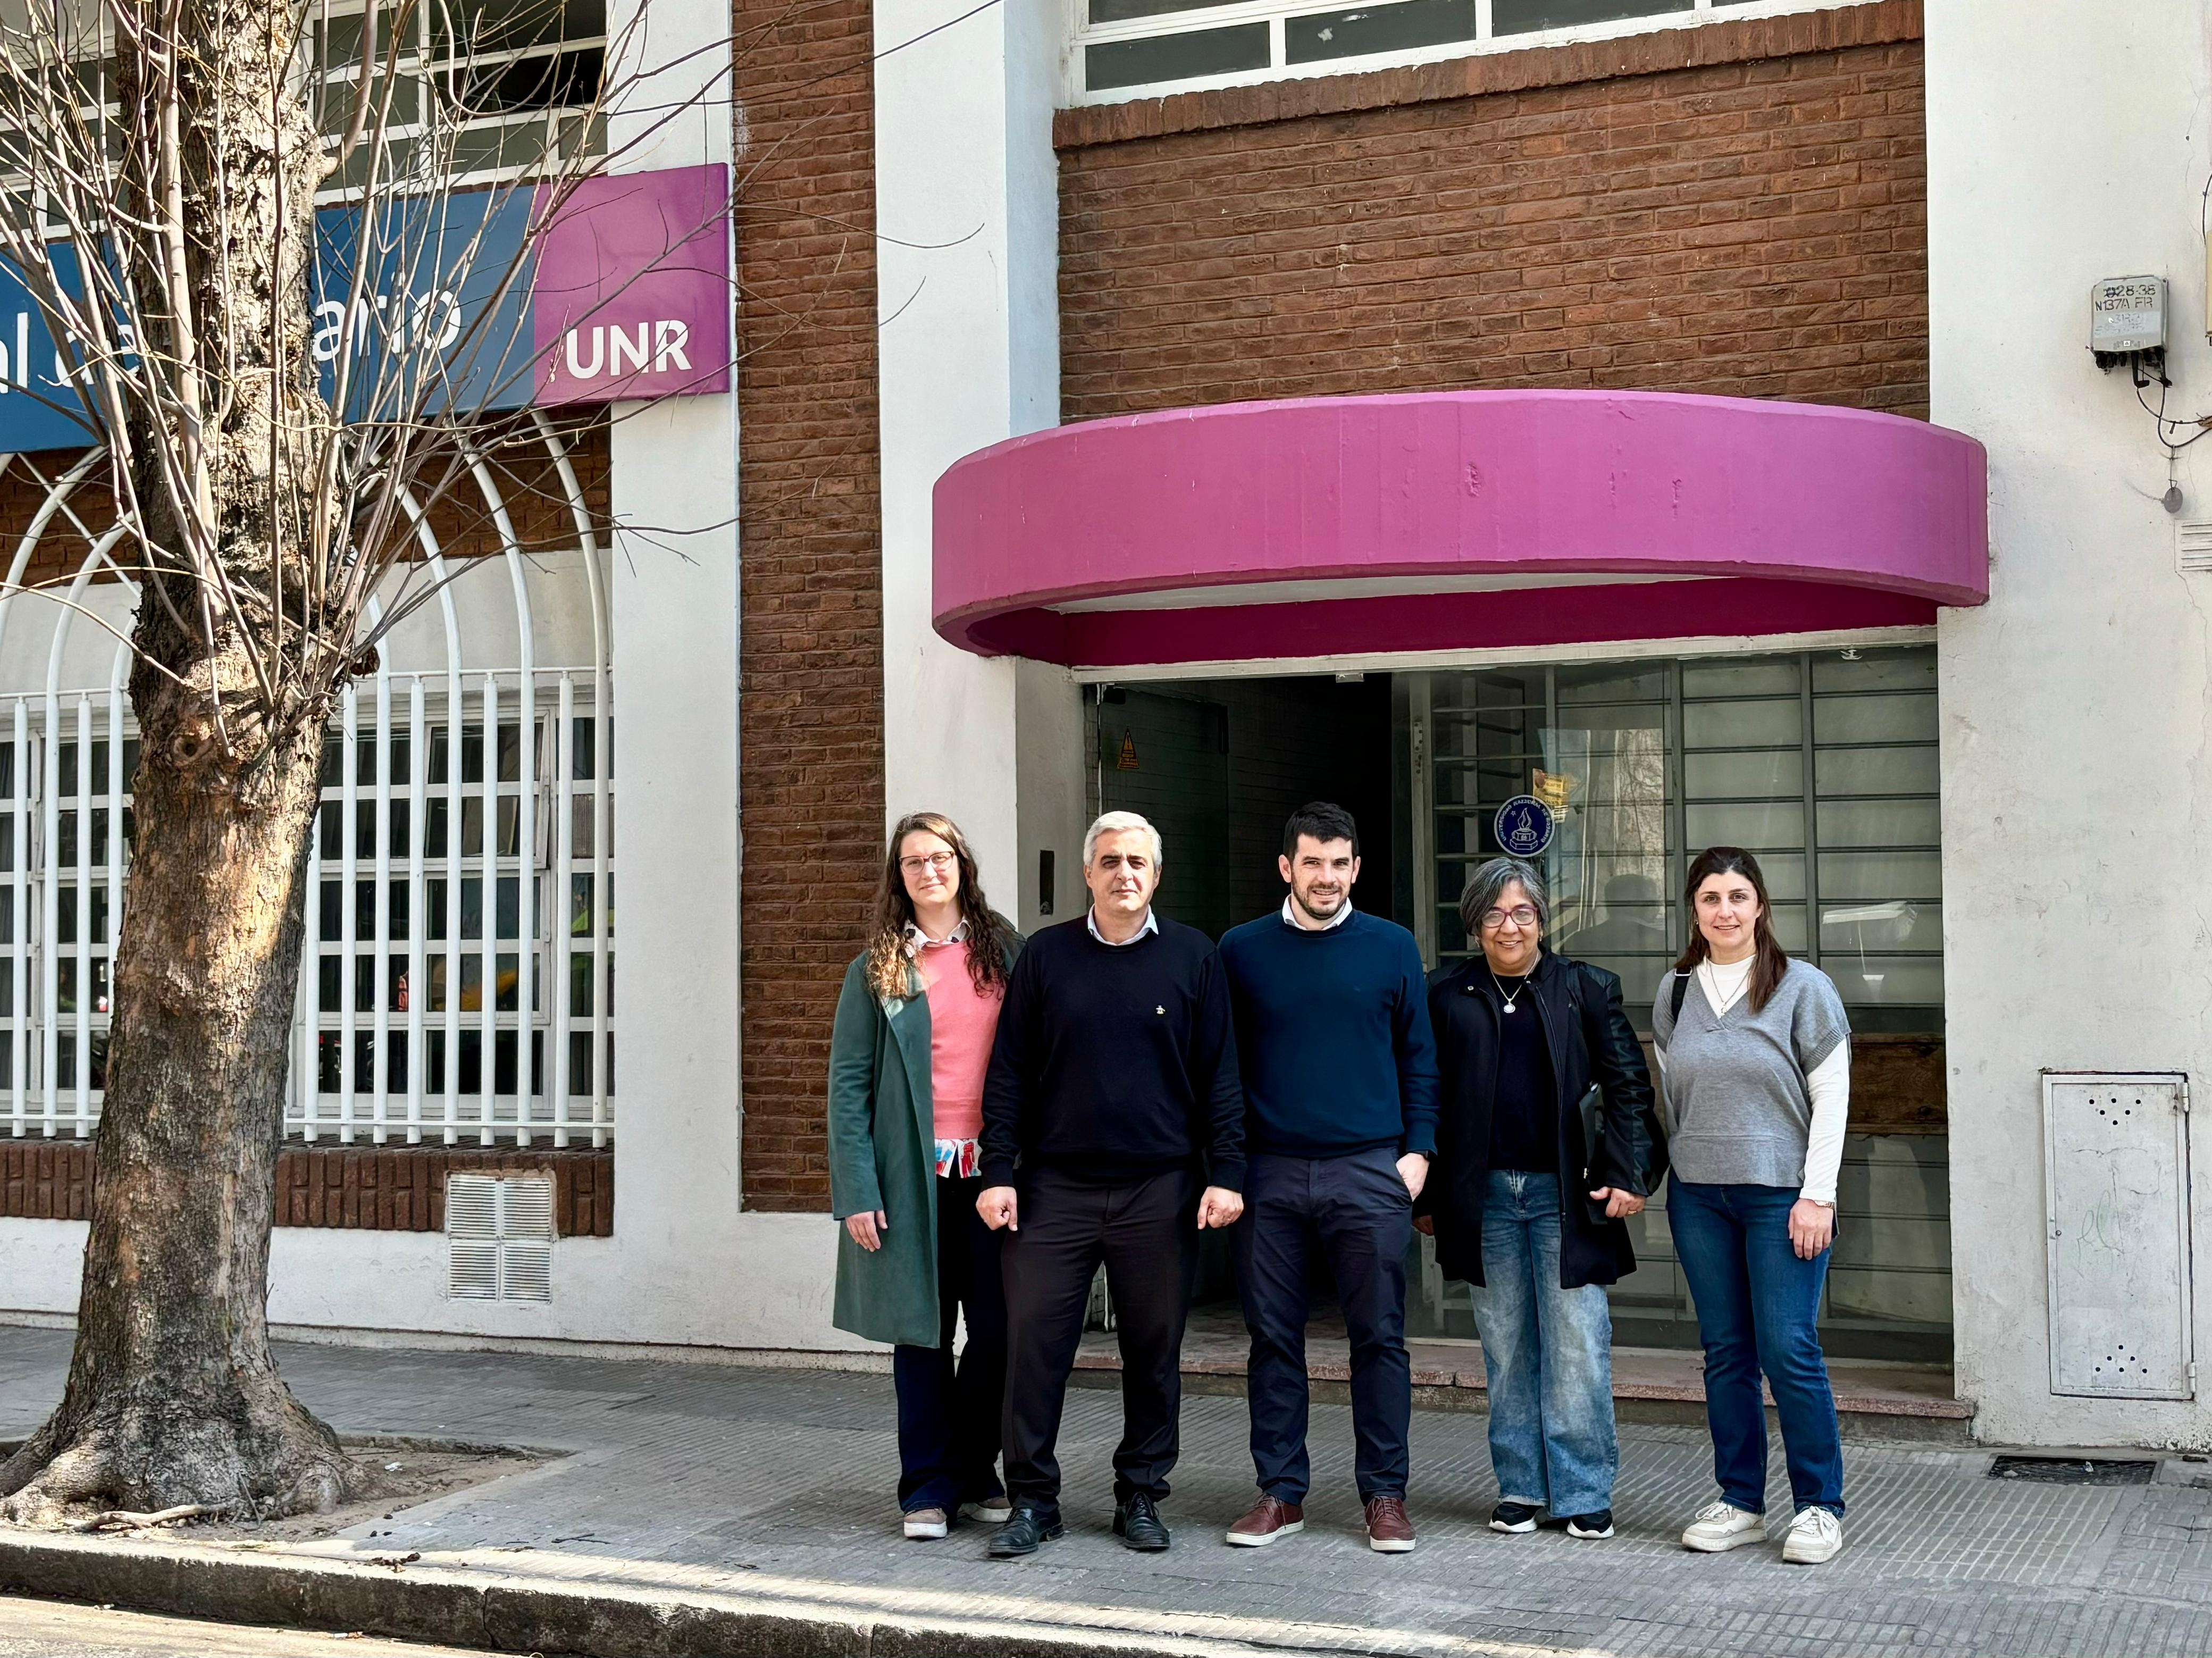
(980, 915), (1246, 1191)
(1217, 907), (1441, 1159)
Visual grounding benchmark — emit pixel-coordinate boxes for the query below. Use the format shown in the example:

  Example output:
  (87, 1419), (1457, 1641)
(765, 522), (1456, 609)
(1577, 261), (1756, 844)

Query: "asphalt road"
(0, 1596), (485, 1656)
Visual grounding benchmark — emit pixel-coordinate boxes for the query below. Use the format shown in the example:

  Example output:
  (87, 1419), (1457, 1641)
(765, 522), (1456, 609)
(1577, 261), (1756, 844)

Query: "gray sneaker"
(1782, 1506), (1843, 1564)
(902, 1505), (949, 1540)
(1681, 1500), (1763, 1552)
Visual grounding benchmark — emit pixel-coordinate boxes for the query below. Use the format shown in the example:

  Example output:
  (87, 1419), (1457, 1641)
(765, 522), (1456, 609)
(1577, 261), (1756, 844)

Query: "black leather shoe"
(987, 1505), (1065, 1559)
(1113, 1491), (1171, 1551)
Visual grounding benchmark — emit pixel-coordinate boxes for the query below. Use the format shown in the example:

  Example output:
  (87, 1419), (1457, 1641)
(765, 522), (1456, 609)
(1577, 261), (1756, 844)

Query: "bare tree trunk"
(0, 676), (356, 1520)
(0, 0), (365, 1520)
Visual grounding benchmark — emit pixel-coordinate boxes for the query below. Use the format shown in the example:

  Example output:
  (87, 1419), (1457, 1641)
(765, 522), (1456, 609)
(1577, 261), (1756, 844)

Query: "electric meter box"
(2091, 275), (2166, 353)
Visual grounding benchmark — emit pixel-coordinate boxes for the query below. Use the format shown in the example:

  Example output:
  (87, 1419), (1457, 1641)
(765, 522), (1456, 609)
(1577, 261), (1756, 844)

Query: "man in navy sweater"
(978, 811), (1246, 1560)
(1217, 801), (1440, 1553)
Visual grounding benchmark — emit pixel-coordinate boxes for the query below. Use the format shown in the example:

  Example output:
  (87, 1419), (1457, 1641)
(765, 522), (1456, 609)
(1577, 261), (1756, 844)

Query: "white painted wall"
(1929, 0), (2212, 1445)
(874, 0), (1071, 901)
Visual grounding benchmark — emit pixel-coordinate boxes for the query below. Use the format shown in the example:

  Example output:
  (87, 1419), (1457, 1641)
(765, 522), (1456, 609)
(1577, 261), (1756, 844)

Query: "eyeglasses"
(899, 851), (957, 875)
(1479, 905), (1540, 930)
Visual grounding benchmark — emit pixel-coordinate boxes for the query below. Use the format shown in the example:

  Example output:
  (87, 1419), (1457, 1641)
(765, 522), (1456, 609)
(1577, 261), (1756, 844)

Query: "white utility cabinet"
(2043, 1072), (2193, 1400)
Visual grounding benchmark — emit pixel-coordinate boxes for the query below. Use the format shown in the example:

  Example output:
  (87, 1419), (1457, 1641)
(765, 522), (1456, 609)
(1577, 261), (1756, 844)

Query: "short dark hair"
(1282, 800), (1359, 857)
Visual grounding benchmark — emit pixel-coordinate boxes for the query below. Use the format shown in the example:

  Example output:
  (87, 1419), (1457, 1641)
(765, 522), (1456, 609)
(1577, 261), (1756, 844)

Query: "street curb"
(0, 1532), (1293, 1658)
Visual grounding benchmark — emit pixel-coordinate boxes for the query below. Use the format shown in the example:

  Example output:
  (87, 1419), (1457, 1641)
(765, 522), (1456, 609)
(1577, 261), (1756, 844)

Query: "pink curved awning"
(932, 390), (1988, 668)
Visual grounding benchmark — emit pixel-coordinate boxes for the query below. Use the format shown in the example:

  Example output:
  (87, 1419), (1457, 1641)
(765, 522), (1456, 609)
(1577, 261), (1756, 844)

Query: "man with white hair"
(977, 810), (1246, 1559)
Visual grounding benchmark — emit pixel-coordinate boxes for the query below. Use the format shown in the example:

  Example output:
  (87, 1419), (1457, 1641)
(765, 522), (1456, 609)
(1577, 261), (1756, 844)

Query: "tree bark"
(0, 0), (364, 1520)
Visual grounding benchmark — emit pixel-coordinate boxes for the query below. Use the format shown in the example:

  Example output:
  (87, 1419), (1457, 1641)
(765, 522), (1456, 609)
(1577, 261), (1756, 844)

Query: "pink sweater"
(915, 948), (1002, 1143)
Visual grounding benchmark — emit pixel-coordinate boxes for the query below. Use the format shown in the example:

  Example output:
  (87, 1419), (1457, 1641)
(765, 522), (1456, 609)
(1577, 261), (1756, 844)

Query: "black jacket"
(1421, 950), (1665, 1289)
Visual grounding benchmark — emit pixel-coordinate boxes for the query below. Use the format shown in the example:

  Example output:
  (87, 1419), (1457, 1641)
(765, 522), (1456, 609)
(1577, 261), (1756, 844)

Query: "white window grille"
(446, 1169), (556, 1301)
(1070, 0), (1870, 104)
(0, 415), (614, 1150)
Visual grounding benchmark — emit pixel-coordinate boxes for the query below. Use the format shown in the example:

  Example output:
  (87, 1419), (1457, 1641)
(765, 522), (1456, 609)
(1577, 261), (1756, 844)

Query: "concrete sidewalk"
(1, 1326), (2208, 1657)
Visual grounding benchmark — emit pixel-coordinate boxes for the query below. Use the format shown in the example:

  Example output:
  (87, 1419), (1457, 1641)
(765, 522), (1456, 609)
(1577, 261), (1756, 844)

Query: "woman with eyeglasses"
(1656, 846), (1851, 1565)
(1419, 857), (1662, 1543)
(827, 812), (1022, 1542)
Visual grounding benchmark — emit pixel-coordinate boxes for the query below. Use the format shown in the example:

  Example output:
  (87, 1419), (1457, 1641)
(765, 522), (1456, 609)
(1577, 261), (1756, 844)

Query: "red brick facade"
(1, 1143), (613, 1236)
(1060, 0), (1927, 423)
(730, 0), (886, 1209)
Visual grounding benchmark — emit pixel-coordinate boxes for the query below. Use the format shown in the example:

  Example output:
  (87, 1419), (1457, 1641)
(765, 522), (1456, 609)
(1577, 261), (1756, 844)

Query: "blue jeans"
(1667, 1175), (1845, 1517)
(1235, 1148), (1412, 1503)
(1469, 1170), (1618, 1517)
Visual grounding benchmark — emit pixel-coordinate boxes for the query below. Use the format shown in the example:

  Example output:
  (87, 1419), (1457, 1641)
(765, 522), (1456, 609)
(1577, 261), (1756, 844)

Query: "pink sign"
(533, 163), (731, 404)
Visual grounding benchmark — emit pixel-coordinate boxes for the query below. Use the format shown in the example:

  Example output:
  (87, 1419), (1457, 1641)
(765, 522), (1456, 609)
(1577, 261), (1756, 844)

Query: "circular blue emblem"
(1494, 795), (1555, 858)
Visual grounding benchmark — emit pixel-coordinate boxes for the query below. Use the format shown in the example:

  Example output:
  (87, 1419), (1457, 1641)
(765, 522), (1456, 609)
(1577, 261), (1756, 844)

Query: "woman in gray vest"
(1653, 847), (1850, 1566)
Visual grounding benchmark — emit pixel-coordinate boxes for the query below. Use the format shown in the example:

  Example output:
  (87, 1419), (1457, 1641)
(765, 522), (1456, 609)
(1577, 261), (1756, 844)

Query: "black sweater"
(980, 915), (1246, 1191)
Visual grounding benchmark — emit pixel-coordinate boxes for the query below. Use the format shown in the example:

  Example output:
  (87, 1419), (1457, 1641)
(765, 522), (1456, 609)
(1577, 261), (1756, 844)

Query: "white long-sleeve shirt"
(1654, 953), (1849, 1205)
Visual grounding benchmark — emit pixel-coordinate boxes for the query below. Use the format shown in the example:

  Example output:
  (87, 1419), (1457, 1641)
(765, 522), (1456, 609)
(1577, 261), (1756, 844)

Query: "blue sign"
(1494, 794), (1554, 857)
(0, 189), (540, 453)
(312, 189), (538, 420)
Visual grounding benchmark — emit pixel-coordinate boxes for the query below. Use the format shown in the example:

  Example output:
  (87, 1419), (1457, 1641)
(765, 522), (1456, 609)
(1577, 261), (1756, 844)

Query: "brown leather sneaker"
(1365, 1495), (1416, 1553)
(1224, 1494), (1305, 1547)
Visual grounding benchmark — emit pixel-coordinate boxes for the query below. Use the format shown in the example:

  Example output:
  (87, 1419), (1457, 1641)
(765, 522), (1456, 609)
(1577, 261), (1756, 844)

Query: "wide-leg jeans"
(1469, 1169), (1618, 1518)
(1666, 1174), (1846, 1517)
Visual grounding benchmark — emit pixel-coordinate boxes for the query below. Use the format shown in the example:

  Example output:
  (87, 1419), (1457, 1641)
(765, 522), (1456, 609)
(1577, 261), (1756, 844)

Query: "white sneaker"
(1781, 1506), (1843, 1564)
(959, 1497), (1012, 1525)
(902, 1506), (949, 1540)
(1680, 1500), (1764, 1552)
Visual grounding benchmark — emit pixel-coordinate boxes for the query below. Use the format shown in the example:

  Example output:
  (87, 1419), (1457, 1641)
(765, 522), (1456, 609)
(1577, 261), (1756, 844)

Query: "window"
(1413, 646), (1942, 1033)
(299, 675), (615, 1148)
(1406, 644), (1950, 1360)
(310, 0), (606, 191)
(1073, 0), (1860, 102)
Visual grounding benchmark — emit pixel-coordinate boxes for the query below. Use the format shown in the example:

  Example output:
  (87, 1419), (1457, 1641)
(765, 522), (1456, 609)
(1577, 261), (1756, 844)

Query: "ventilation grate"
(2179, 520), (2212, 572)
(446, 1173), (556, 1303)
(1988, 1456), (2155, 1485)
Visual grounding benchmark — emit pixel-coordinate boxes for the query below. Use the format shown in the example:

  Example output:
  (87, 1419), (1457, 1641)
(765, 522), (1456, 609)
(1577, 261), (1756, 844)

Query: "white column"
(875, 0), (1077, 910)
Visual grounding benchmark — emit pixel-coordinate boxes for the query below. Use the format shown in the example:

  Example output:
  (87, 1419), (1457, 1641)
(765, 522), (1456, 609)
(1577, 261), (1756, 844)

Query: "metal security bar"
(0, 668), (615, 1147)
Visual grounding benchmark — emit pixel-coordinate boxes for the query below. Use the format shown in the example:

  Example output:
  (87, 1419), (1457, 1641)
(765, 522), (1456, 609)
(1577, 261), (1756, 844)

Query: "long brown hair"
(1672, 846), (1790, 1014)
(865, 812), (1015, 1003)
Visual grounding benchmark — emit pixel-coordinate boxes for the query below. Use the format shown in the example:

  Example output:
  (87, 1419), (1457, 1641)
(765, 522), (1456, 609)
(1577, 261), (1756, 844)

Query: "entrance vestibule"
(1080, 643), (1950, 1366)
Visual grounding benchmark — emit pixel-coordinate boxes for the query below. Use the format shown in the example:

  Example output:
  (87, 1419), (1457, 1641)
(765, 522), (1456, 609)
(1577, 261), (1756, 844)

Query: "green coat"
(826, 932), (1018, 1347)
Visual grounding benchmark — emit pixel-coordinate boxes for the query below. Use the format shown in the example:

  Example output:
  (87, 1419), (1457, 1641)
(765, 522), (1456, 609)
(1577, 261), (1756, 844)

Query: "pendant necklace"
(1488, 967), (1532, 1014)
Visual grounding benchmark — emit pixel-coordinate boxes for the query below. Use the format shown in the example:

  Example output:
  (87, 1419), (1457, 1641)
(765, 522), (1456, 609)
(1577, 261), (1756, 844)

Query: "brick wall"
(731, 0), (886, 1209)
(1059, 1), (1927, 422)
(1, 1142), (613, 1235)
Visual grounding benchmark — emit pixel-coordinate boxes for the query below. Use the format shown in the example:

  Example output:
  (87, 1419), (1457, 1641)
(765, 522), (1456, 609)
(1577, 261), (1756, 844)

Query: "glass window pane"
(1820, 899), (1939, 956)
(1814, 692), (1937, 744)
(1686, 801), (1803, 849)
(1556, 663), (1668, 704)
(1685, 750), (1802, 799)
(1815, 799), (1940, 849)
(1091, 0), (1231, 18)
(1681, 657), (1798, 698)
(1493, 0), (1688, 32)
(1815, 746), (1938, 797)
(1085, 22), (1268, 90)
(1285, 0), (1475, 64)
(1820, 849), (1942, 902)
(1683, 699), (1799, 748)
(1830, 954), (1944, 1009)
(497, 951), (519, 1011)
(1812, 648), (1936, 693)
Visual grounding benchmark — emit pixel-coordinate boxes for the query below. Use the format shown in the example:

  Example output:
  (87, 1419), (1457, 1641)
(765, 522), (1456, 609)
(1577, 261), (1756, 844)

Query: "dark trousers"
(1667, 1175), (1846, 1517)
(1001, 1164), (1195, 1523)
(1235, 1147), (1413, 1504)
(892, 1173), (1009, 1513)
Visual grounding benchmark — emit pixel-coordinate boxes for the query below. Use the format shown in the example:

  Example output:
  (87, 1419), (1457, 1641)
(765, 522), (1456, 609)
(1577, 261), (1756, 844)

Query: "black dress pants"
(1001, 1163), (1196, 1523)
(891, 1173), (1008, 1513)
